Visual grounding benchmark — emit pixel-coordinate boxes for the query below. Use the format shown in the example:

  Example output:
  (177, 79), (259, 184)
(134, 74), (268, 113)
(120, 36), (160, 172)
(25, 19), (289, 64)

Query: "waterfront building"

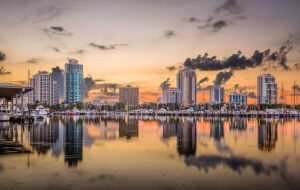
(65, 59), (83, 104)
(29, 71), (59, 105)
(210, 85), (224, 104)
(119, 87), (139, 106)
(257, 74), (278, 104)
(162, 88), (182, 104)
(229, 93), (247, 105)
(176, 69), (197, 106)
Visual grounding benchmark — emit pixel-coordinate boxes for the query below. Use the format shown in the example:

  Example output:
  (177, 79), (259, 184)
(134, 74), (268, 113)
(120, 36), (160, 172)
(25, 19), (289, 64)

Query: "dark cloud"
(166, 65), (176, 71)
(212, 20), (228, 32)
(0, 51), (6, 61)
(197, 77), (209, 87)
(0, 66), (11, 75)
(184, 43), (292, 72)
(26, 58), (41, 64)
(51, 66), (64, 99)
(184, 155), (292, 182)
(197, 0), (245, 33)
(83, 75), (96, 98)
(295, 63), (300, 69)
(214, 70), (234, 85)
(247, 92), (257, 99)
(89, 43), (127, 50)
(214, 0), (244, 15)
(43, 26), (72, 39)
(288, 32), (300, 45)
(165, 30), (175, 38)
(160, 78), (171, 89)
(94, 78), (106, 82)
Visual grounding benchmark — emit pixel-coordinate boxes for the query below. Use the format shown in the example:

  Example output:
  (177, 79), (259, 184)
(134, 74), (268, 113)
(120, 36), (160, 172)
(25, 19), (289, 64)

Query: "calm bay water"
(0, 116), (300, 190)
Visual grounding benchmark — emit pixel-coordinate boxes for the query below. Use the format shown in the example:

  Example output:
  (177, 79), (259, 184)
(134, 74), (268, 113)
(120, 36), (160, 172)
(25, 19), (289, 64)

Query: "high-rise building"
(162, 88), (182, 104)
(119, 87), (139, 106)
(29, 71), (59, 105)
(257, 74), (277, 104)
(176, 69), (196, 106)
(210, 85), (224, 104)
(65, 59), (83, 104)
(229, 93), (247, 105)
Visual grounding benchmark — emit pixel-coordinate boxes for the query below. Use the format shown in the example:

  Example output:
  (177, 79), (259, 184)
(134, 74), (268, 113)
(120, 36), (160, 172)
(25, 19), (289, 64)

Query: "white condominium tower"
(257, 74), (278, 104)
(29, 71), (59, 105)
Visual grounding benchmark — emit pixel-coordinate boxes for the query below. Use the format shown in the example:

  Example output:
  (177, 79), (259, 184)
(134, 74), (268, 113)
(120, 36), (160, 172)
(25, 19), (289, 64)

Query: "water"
(0, 116), (299, 190)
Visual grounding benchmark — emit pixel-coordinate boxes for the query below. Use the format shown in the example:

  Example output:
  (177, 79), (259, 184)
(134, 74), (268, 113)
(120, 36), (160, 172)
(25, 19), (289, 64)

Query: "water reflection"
(119, 117), (139, 139)
(258, 119), (278, 152)
(64, 117), (83, 167)
(0, 116), (299, 189)
(177, 117), (197, 156)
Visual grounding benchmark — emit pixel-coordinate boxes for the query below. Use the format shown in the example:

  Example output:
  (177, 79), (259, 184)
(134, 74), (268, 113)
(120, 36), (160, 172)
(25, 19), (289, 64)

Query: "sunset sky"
(0, 0), (299, 103)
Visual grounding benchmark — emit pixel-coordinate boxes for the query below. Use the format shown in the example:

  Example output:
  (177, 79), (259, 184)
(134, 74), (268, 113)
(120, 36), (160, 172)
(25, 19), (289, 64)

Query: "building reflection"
(210, 119), (224, 140)
(177, 117), (197, 157)
(64, 117), (83, 167)
(229, 118), (247, 131)
(258, 119), (278, 152)
(119, 116), (139, 139)
(30, 119), (59, 154)
(161, 117), (179, 139)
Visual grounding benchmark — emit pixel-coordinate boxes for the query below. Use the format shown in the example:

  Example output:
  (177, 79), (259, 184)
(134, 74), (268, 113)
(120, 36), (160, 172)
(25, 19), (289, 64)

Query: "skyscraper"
(119, 87), (139, 106)
(29, 71), (59, 105)
(210, 85), (224, 104)
(257, 74), (277, 104)
(162, 88), (182, 104)
(176, 69), (196, 106)
(65, 59), (83, 104)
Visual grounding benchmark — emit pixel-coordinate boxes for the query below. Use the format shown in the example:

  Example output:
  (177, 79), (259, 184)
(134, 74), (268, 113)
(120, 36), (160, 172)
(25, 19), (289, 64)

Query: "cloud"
(0, 66), (11, 75)
(160, 78), (171, 89)
(70, 49), (85, 54)
(197, 0), (245, 33)
(43, 26), (72, 39)
(212, 20), (228, 32)
(26, 58), (41, 64)
(35, 3), (67, 22)
(89, 43), (127, 50)
(94, 78), (106, 82)
(183, 17), (201, 23)
(184, 44), (292, 72)
(197, 77), (209, 87)
(295, 63), (300, 69)
(214, 70), (234, 85)
(83, 75), (96, 98)
(165, 30), (175, 38)
(247, 92), (257, 99)
(214, 0), (244, 15)
(11, 80), (27, 85)
(166, 65), (176, 71)
(184, 155), (292, 182)
(0, 51), (6, 61)
(51, 46), (60, 52)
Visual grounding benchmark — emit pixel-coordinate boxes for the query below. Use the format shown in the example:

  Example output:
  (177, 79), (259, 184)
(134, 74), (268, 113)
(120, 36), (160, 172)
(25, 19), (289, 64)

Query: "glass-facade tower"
(65, 59), (83, 104)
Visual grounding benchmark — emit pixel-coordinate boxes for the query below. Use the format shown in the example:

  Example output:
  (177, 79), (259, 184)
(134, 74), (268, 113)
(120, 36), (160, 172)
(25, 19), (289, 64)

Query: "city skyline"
(0, 0), (300, 103)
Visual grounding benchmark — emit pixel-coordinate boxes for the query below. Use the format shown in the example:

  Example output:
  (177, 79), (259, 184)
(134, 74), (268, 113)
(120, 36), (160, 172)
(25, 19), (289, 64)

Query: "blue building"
(229, 93), (247, 105)
(65, 59), (83, 104)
